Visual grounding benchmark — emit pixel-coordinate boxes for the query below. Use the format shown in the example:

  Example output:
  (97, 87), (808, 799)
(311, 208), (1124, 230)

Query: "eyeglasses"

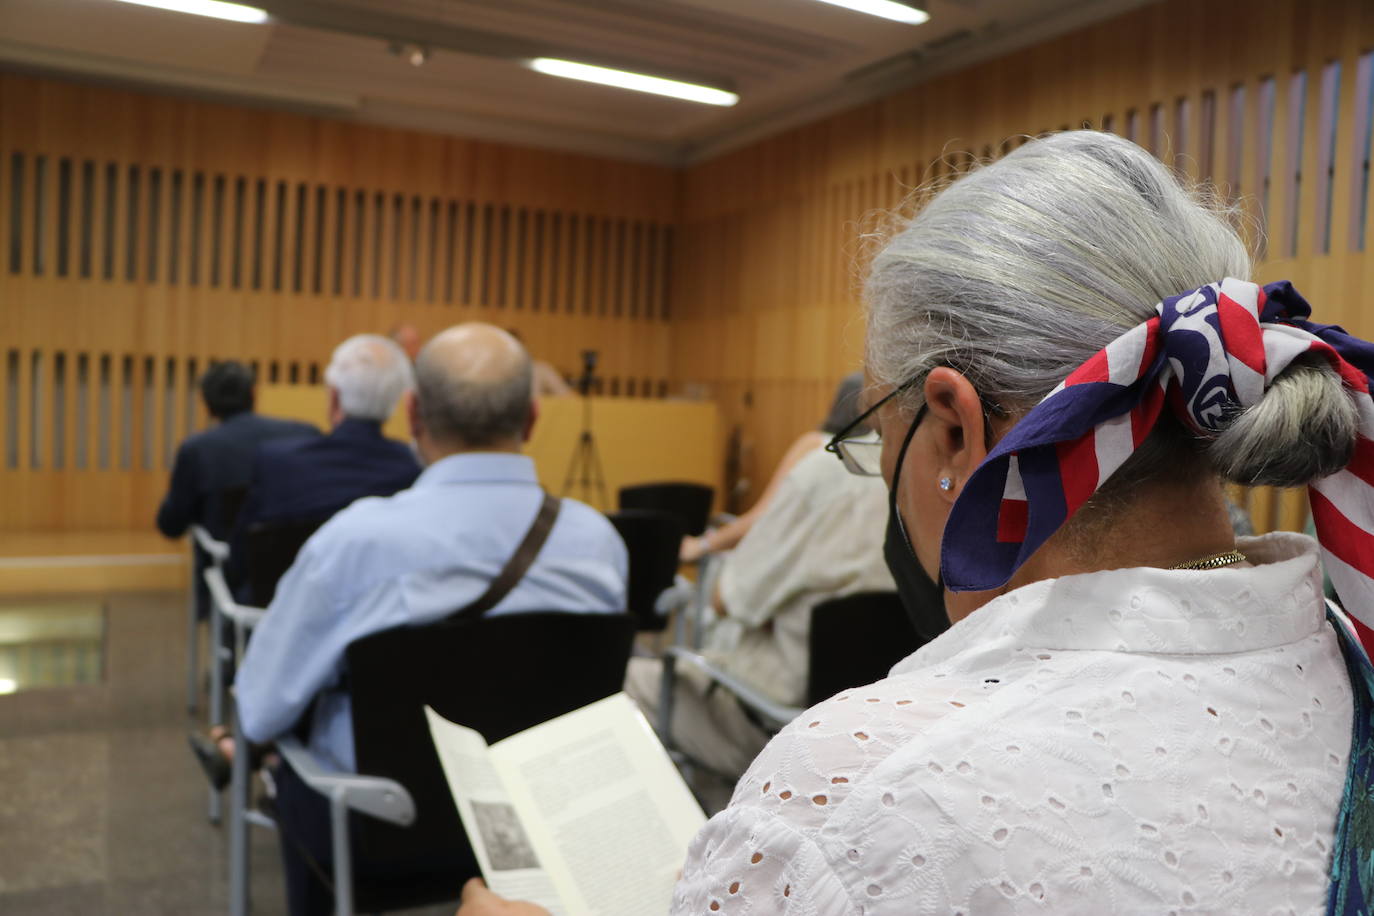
(825, 372), (1007, 477)
(824, 376), (920, 476)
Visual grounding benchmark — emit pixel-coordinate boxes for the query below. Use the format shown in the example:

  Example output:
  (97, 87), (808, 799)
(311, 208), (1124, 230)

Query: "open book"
(425, 692), (706, 915)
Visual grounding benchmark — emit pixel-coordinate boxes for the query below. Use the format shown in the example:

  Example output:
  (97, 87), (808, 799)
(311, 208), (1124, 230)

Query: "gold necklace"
(1169, 549), (1247, 571)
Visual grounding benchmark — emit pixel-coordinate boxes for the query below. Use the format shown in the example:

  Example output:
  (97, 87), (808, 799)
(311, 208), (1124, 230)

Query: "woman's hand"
(454, 878), (552, 916)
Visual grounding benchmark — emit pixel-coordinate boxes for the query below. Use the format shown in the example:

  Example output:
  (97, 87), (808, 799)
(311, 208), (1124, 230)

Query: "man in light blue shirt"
(234, 322), (627, 916)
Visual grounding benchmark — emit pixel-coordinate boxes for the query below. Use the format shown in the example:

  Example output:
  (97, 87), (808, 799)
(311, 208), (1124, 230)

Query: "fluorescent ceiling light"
(529, 58), (738, 107)
(111, 0), (269, 24)
(812, 0), (929, 24)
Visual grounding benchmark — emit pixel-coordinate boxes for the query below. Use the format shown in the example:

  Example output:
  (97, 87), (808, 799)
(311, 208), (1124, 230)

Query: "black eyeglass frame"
(824, 370), (1009, 477)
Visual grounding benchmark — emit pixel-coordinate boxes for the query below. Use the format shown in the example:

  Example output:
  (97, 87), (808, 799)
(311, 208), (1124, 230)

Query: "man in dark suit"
(227, 334), (420, 591)
(157, 361), (318, 623)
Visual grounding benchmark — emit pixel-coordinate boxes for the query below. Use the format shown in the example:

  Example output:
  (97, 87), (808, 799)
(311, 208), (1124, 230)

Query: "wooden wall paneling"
(479, 201), (496, 317)
(590, 216), (607, 321)
(189, 171), (207, 307)
(666, 0), (1374, 528)
(61, 351), (77, 478)
(1362, 50), (1374, 347)
(437, 198), (454, 307)
(297, 182), (315, 304)
(533, 209), (552, 318)
(147, 352), (165, 480)
(323, 186), (341, 304)
(467, 200), (486, 315)
(39, 152), (57, 283)
(18, 153), (36, 290)
(213, 174), (233, 324)
(0, 349), (11, 488)
(1293, 44), (1324, 265)
(420, 196), (436, 307)
(369, 194), (391, 326)
(1331, 29), (1364, 330)
(503, 203), (520, 314)
(452, 199), (469, 310)
(128, 353), (145, 491)
(57, 351), (78, 521)
(350, 189), (368, 308)
(33, 349), (51, 483)
(0, 121), (9, 293)
(13, 347), (34, 528)
(567, 212), (586, 318)
(168, 352), (187, 469)
(398, 192), (415, 305)
(616, 219), (632, 326)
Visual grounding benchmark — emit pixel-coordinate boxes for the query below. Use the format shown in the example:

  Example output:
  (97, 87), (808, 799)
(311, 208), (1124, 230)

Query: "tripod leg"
(590, 437), (608, 507)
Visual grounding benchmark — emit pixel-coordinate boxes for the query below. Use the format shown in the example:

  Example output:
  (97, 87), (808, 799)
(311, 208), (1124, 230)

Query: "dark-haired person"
(189, 336), (420, 789)
(234, 323), (627, 916)
(462, 131), (1374, 914)
(156, 361), (318, 618)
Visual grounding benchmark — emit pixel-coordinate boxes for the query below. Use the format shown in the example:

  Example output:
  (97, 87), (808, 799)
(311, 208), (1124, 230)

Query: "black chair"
(221, 485), (249, 534)
(242, 516), (330, 607)
(663, 591), (923, 734)
(608, 509), (685, 632)
(618, 482), (714, 537)
(803, 591), (924, 706)
(273, 611), (637, 915)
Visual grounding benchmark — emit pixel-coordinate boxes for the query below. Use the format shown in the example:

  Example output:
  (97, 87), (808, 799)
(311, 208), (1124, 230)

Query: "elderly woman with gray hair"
(460, 131), (1374, 914)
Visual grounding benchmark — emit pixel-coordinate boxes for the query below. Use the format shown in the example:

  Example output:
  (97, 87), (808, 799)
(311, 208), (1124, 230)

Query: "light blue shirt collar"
(415, 451), (539, 488)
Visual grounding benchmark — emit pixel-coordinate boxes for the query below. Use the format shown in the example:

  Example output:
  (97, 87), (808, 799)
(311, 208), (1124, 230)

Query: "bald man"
(234, 323), (628, 916)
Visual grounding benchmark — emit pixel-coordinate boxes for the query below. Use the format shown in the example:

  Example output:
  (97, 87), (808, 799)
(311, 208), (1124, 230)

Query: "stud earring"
(938, 477), (953, 491)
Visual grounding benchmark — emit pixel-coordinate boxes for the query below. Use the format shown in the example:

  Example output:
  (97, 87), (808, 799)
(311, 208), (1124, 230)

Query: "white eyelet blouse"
(671, 533), (1352, 915)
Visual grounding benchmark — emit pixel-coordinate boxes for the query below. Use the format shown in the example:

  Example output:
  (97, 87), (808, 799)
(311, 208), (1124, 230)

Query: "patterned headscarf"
(943, 278), (1374, 653)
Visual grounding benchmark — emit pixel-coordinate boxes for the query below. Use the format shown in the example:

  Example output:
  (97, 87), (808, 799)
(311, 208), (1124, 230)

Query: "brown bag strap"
(447, 491), (561, 624)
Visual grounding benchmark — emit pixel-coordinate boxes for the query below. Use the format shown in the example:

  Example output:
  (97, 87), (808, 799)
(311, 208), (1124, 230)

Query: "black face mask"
(883, 404), (951, 644)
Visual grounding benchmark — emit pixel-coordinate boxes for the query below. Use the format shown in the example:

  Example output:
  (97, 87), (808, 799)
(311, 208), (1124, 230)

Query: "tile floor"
(0, 589), (738, 915)
(0, 590), (292, 915)
(0, 590), (458, 915)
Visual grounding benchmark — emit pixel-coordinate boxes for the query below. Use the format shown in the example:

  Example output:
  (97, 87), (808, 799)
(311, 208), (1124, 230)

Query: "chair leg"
(187, 584), (200, 715)
(330, 788), (354, 916)
(210, 599), (225, 730)
(229, 699), (252, 916)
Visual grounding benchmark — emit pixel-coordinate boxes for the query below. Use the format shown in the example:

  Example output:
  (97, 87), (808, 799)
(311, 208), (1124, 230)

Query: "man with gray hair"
(229, 333), (421, 553)
(234, 322), (627, 916)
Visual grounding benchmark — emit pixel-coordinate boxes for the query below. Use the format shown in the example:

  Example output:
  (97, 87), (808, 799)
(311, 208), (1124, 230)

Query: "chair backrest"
(607, 509), (684, 631)
(617, 482), (714, 537)
(243, 516), (329, 606)
(805, 592), (925, 706)
(220, 485), (249, 534)
(345, 611), (636, 908)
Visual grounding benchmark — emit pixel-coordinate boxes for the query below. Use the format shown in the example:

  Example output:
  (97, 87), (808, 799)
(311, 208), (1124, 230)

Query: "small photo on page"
(471, 801), (541, 871)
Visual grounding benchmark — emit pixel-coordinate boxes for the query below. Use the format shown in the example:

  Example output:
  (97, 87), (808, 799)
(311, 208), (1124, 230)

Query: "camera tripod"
(561, 359), (608, 507)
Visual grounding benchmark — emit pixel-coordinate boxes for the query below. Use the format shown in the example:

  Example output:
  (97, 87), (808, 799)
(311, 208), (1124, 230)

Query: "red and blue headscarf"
(943, 278), (1374, 652)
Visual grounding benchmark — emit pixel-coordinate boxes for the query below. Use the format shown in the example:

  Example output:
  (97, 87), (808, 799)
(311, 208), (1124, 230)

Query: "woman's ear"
(922, 367), (993, 498)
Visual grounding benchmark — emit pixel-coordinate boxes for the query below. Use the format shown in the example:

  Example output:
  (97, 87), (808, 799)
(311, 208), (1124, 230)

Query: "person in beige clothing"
(625, 441), (892, 779)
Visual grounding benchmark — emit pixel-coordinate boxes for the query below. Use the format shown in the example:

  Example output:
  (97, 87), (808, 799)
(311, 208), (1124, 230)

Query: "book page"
(423, 707), (568, 914)
(488, 693), (706, 916)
